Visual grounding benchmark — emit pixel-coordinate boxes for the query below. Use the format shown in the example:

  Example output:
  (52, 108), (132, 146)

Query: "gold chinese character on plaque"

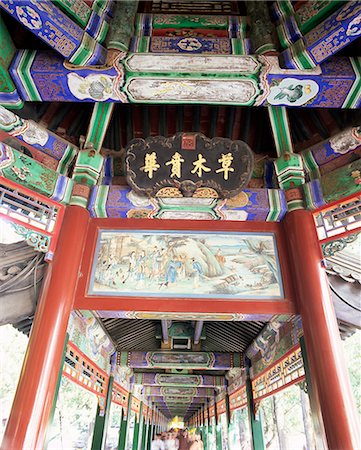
(126, 132), (254, 199)
(191, 153), (211, 178)
(215, 153), (234, 180)
(165, 152), (185, 178)
(141, 152), (160, 179)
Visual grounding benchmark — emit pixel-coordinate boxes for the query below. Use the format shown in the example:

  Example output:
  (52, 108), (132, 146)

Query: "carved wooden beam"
(118, 351), (242, 370)
(133, 373), (226, 387)
(0, 0), (106, 65)
(6, 49), (361, 108)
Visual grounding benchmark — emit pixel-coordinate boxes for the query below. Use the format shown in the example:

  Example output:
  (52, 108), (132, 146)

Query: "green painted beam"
(132, 402), (143, 450)
(91, 375), (114, 450)
(268, 106), (293, 157)
(246, 373), (265, 450)
(85, 102), (115, 152)
(119, 394), (132, 450)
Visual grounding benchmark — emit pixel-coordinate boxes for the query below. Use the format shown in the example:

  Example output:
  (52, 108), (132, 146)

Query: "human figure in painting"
(215, 248), (225, 268)
(151, 246), (163, 279)
(191, 258), (203, 288)
(164, 258), (182, 287)
(122, 250), (137, 285)
(135, 250), (146, 288)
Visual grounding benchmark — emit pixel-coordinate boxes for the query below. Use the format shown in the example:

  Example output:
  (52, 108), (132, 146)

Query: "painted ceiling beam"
(143, 386), (215, 397)
(304, 159), (361, 210)
(89, 184), (287, 222)
(133, 373), (226, 388)
(118, 350), (242, 370)
(54, 0), (111, 44)
(301, 126), (361, 180)
(5, 48), (360, 108)
(0, 0), (106, 65)
(0, 106), (78, 174)
(280, 2), (361, 69)
(273, 1), (345, 50)
(150, 397), (204, 405)
(268, 106), (305, 211)
(84, 103), (114, 152)
(246, 0), (277, 55)
(107, 0), (138, 52)
(97, 311), (277, 322)
(0, 15), (22, 109)
(0, 141), (73, 203)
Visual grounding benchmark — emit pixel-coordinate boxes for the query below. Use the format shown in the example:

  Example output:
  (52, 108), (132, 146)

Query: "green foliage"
(0, 325), (28, 443)
(342, 330), (361, 418)
(48, 377), (98, 449)
(260, 384), (315, 450)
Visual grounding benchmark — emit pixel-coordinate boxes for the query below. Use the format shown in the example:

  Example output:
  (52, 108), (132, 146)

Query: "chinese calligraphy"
(141, 152), (160, 179)
(165, 152), (185, 178)
(141, 151), (235, 180)
(215, 153), (234, 180)
(191, 153), (211, 177)
(126, 133), (254, 199)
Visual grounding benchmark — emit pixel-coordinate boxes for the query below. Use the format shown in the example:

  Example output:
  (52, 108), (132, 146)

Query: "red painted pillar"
(1, 206), (89, 450)
(284, 209), (360, 450)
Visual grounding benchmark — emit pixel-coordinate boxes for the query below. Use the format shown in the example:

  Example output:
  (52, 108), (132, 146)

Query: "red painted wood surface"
(284, 209), (360, 450)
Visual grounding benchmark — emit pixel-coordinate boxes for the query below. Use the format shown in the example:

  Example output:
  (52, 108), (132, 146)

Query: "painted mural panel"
(67, 312), (114, 372)
(89, 230), (284, 299)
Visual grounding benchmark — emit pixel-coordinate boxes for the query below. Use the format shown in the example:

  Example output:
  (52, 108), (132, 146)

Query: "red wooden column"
(284, 209), (360, 450)
(1, 206), (89, 450)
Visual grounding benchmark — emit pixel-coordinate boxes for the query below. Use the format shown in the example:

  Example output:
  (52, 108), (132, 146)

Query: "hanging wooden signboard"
(125, 132), (254, 198)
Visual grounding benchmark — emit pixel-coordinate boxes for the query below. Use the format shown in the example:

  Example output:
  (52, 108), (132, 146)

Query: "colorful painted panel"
(89, 185), (287, 222)
(67, 311), (115, 372)
(144, 386), (214, 397)
(97, 310), (276, 322)
(111, 382), (129, 410)
(63, 341), (109, 398)
(252, 345), (305, 401)
(134, 373), (226, 387)
(229, 385), (247, 411)
(125, 54), (261, 75)
(149, 36), (232, 54)
(321, 160), (361, 204)
(264, 56), (360, 109)
(247, 320), (302, 377)
(89, 230), (284, 299)
(0, 141), (73, 201)
(119, 351), (241, 370)
(10, 50), (126, 103)
(125, 77), (260, 105)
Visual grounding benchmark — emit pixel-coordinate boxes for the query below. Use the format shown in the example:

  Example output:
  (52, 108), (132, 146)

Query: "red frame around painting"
(75, 218), (296, 314)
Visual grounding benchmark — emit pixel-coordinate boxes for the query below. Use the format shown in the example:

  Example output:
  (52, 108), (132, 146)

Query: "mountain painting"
(89, 230), (283, 299)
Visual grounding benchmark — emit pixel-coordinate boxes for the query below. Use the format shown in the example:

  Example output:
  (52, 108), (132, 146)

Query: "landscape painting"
(89, 230), (283, 299)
